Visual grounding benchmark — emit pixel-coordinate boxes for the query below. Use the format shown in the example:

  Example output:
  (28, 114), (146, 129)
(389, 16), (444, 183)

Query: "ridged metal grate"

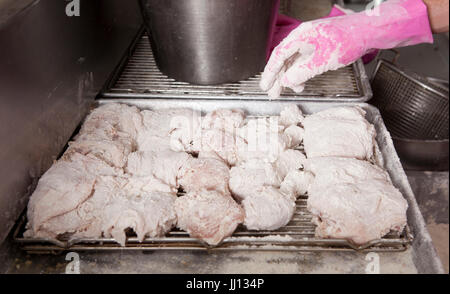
(100, 34), (372, 102)
(14, 195), (412, 254)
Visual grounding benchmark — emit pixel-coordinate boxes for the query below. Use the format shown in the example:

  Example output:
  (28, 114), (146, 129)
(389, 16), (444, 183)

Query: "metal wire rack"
(100, 33), (372, 102)
(14, 191), (412, 254)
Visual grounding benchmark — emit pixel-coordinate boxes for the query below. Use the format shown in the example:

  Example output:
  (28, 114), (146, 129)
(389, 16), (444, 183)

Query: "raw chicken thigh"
(32, 176), (124, 240)
(280, 170), (314, 198)
(229, 160), (282, 201)
(302, 106), (377, 160)
(64, 103), (143, 168)
(305, 157), (408, 244)
(228, 106), (307, 231)
(175, 190), (245, 245)
(27, 174), (178, 245)
(283, 125), (305, 148)
(242, 187), (296, 231)
(102, 189), (177, 246)
(275, 149), (307, 179)
(178, 157), (231, 195)
(25, 153), (121, 237)
(189, 109), (246, 166)
(126, 150), (191, 189)
(236, 117), (289, 163)
(201, 108), (245, 133)
(194, 128), (240, 166)
(138, 108), (202, 152)
(82, 103), (144, 139)
(279, 104), (304, 127)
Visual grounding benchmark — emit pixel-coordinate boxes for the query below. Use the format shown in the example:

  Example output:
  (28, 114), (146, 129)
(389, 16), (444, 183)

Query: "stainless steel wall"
(0, 0), (141, 244)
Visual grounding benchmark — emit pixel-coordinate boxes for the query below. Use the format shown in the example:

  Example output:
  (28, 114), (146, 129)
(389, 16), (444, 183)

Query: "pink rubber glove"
(269, 5), (351, 59)
(261, 0), (434, 98)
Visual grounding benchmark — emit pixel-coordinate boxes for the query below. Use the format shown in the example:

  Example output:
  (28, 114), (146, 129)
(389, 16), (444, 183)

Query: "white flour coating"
(280, 170), (314, 198)
(25, 153), (121, 237)
(229, 160), (282, 201)
(178, 157), (231, 195)
(126, 150), (191, 189)
(242, 186), (296, 231)
(102, 189), (177, 246)
(201, 108), (246, 133)
(305, 157), (408, 244)
(302, 106), (377, 160)
(175, 190), (244, 246)
(279, 105), (305, 127)
(283, 125), (305, 148)
(227, 235), (294, 242)
(236, 117), (288, 164)
(275, 149), (307, 179)
(138, 108), (202, 153)
(30, 175), (178, 245)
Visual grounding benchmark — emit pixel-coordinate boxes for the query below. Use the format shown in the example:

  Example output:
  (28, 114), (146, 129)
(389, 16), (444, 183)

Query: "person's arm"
(260, 0), (435, 98)
(423, 0), (449, 33)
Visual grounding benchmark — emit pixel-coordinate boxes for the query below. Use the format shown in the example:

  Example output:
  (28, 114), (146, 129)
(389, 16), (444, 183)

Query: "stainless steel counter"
(407, 171), (449, 273)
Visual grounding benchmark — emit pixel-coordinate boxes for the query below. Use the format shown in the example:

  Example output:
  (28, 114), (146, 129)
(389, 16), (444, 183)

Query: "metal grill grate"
(13, 195), (412, 253)
(100, 34), (372, 102)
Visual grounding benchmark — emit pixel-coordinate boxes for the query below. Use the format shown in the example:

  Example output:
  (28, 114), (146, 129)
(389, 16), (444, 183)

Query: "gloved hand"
(261, 0), (434, 98)
(268, 5), (353, 59)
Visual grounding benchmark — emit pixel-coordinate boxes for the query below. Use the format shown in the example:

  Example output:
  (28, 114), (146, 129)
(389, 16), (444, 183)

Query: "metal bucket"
(138, 0), (280, 85)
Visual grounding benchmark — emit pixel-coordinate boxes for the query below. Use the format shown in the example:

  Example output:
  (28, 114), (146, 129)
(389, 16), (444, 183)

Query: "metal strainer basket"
(370, 58), (449, 170)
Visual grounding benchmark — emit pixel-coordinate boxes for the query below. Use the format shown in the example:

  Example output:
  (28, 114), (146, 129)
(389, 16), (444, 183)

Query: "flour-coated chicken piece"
(197, 151), (227, 162)
(102, 190), (177, 246)
(30, 175), (177, 245)
(304, 156), (390, 184)
(201, 109), (245, 133)
(279, 105), (304, 128)
(81, 103), (143, 139)
(193, 128), (240, 166)
(302, 106), (376, 160)
(275, 149), (307, 179)
(175, 190), (245, 245)
(25, 153), (121, 237)
(123, 175), (176, 194)
(66, 104), (143, 168)
(126, 150), (191, 188)
(66, 130), (134, 168)
(242, 186), (296, 231)
(280, 170), (314, 198)
(229, 160), (282, 202)
(305, 157), (408, 244)
(236, 117), (288, 163)
(34, 175), (125, 240)
(138, 108), (202, 152)
(283, 125), (305, 148)
(178, 157), (230, 195)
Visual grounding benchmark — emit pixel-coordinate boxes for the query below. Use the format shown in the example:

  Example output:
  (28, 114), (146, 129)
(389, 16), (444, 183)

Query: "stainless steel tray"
(99, 31), (372, 102)
(14, 100), (422, 255)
